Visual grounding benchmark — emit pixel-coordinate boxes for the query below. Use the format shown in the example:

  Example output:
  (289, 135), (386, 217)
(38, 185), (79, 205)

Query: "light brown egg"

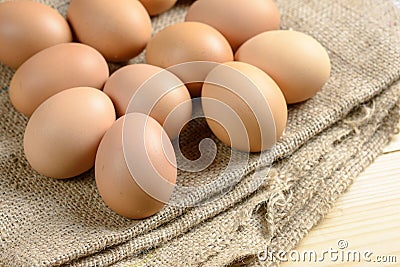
(24, 87), (116, 179)
(202, 61), (287, 152)
(0, 0), (72, 69)
(139, 0), (177, 16)
(185, 0), (280, 51)
(235, 30), (331, 104)
(145, 22), (233, 97)
(67, 0), (152, 62)
(103, 64), (191, 139)
(95, 113), (177, 219)
(9, 43), (109, 117)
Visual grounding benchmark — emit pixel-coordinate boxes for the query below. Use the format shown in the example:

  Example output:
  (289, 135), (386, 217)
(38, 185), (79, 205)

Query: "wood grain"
(282, 127), (400, 266)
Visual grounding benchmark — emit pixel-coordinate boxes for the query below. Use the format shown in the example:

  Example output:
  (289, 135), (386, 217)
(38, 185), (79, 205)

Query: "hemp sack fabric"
(1, 0), (400, 266)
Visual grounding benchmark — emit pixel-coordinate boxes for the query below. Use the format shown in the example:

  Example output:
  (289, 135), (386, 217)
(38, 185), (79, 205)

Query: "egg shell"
(24, 87), (116, 179)
(0, 0), (72, 69)
(202, 61), (287, 152)
(67, 0), (152, 62)
(139, 0), (177, 16)
(9, 43), (109, 117)
(145, 22), (233, 96)
(103, 64), (192, 139)
(235, 30), (331, 104)
(185, 0), (280, 51)
(95, 113), (177, 219)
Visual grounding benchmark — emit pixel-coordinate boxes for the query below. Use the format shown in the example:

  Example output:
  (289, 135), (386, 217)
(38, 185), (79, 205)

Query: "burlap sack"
(1, 0), (399, 266)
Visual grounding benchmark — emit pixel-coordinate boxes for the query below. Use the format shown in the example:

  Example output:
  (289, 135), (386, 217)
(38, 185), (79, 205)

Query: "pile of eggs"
(0, 0), (331, 219)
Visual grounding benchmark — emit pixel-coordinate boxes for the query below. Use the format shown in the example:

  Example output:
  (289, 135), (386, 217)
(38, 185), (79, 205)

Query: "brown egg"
(235, 30), (331, 104)
(202, 61), (287, 152)
(103, 64), (192, 139)
(139, 0), (177, 16)
(9, 43), (109, 117)
(185, 0), (280, 51)
(24, 87), (116, 179)
(145, 22), (233, 97)
(95, 113), (177, 219)
(67, 0), (152, 62)
(0, 0), (72, 69)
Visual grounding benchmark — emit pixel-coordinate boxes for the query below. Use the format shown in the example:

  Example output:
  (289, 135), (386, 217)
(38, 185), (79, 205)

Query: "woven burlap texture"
(0, 0), (399, 266)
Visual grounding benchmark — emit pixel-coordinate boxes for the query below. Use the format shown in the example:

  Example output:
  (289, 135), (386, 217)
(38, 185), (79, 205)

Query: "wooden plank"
(281, 139), (400, 266)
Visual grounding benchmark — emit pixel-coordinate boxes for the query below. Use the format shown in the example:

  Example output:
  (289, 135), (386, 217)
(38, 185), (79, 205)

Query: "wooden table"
(282, 126), (400, 266)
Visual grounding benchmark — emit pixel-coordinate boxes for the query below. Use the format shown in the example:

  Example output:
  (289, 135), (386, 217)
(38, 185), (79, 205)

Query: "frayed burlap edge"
(72, 81), (400, 266)
(1, 0), (399, 266)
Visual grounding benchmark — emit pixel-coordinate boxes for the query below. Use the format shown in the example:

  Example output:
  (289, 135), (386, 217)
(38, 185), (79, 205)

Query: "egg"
(24, 87), (116, 179)
(9, 43), (109, 117)
(235, 30), (331, 104)
(67, 0), (152, 62)
(0, 0), (72, 69)
(95, 113), (177, 219)
(103, 64), (192, 139)
(202, 61), (287, 152)
(185, 0), (280, 51)
(139, 0), (177, 16)
(145, 22), (233, 97)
